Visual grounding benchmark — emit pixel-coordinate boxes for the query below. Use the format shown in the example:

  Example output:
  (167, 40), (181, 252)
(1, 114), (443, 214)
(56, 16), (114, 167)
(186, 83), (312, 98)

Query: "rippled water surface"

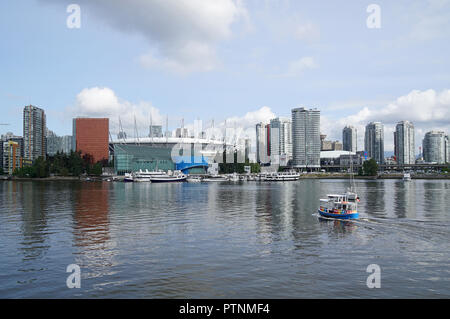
(0, 179), (449, 298)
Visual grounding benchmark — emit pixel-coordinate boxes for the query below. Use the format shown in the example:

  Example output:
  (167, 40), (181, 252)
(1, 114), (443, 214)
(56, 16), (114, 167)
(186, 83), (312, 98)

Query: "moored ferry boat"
(186, 176), (202, 183)
(202, 175), (229, 182)
(403, 172), (412, 181)
(264, 171), (300, 181)
(149, 170), (187, 183)
(318, 192), (359, 219)
(124, 173), (134, 182)
(132, 169), (161, 182)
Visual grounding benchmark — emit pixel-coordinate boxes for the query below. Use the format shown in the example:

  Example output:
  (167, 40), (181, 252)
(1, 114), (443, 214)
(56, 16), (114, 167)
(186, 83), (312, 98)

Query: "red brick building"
(73, 118), (109, 163)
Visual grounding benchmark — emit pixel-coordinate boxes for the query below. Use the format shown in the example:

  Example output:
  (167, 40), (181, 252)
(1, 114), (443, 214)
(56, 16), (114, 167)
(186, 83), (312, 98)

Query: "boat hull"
(150, 178), (187, 183)
(318, 210), (359, 219)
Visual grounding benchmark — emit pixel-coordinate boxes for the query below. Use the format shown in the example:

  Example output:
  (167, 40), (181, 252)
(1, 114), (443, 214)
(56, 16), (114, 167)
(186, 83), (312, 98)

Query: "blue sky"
(1, 0), (449, 151)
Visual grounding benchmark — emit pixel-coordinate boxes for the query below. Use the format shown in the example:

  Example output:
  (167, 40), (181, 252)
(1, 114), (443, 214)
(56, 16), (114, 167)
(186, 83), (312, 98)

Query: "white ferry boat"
(260, 171), (300, 181)
(403, 172), (412, 181)
(229, 173), (240, 182)
(124, 173), (134, 182)
(149, 170), (187, 183)
(132, 169), (161, 182)
(186, 176), (202, 183)
(202, 175), (229, 182)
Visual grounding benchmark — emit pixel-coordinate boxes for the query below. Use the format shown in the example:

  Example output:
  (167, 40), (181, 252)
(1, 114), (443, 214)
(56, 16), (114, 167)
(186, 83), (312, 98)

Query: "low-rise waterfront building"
(111, 137), (234, 175)
(3, 141), (21, 174)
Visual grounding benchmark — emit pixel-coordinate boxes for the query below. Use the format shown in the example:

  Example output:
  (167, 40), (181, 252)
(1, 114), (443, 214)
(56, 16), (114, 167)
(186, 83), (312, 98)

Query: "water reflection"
(393, 181), (417, 219)
(423, 181), (450, 220)
(364, 181), (386, 218)
(1, 179), (449, 298)
(18, 182), (50, 261)
(73, 182), (117, 280)
(318, 217), (357, 235)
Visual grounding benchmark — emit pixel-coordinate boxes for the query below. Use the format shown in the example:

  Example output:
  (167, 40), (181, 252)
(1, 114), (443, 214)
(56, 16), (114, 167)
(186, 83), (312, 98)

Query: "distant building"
(1, 132), (24, 157)
(1, 132), (24, 172)
(2, 141), (21, 174)
(364, 122), (384, 164)
(291, 107), (320, 168)
(23, 105), (46, 161)
(343, 126), (357, 152)
(270, 117), (292, 164)
(46, 130), (73, 156)
(422, 131), (447, 164)
(73, 118), (109, 163)
(61, 135), (73, 154)
(320, 134), (343, 151)
(256, 122), (271, 164)
(394, 121), (415, 165)
(175, 128), (189, 138)
(149, 125), (163, 138)
(320, 150), (363, 168)
(446, 135), (450, 164)
(117, 131), (127, 140)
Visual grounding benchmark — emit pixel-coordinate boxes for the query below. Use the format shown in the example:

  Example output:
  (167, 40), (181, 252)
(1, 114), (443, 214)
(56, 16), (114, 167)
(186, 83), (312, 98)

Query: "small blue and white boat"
(318, 192), (359, 219)
(318, 151), (360, 219)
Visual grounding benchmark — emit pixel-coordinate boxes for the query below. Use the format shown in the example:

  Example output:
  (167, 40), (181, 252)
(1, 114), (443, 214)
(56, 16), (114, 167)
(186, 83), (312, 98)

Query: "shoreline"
(1, 175), (449, 181)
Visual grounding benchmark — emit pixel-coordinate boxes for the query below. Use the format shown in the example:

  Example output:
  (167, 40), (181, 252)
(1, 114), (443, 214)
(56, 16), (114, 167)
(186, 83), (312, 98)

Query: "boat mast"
(349, 150), (355, 192)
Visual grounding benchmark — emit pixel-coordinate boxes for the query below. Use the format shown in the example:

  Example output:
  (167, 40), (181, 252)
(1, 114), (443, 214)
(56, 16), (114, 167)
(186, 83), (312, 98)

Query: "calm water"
(0, 179), (449, 298)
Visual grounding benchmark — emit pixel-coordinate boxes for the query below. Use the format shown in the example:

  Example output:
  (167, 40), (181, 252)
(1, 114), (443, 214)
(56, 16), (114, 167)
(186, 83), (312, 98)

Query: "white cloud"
(408, 0), (450, 42)
(202, 106), (277, 149)
(274, 56), (318, 78)
(223, 106), (276, 128)
(139, 41), (218, 74)
(41, 0), (249, 74)
(68, 87), (277, 145)
(322, 89), (450, 152)
(69, 87), (164, 138)
(294, 22), (320, 42)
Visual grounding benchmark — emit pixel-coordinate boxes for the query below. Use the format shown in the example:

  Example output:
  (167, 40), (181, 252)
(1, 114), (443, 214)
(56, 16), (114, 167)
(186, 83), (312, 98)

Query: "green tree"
(13, 165), (36, 178)
(68, 151), (84, 176)
(34, 156), (49, 178)
(363, 158), (378, 176)
(91, 162), (103, 176)
(0, 167), (4, 175)
(59, 167), (69, 176)
(358, 167), (364, 176)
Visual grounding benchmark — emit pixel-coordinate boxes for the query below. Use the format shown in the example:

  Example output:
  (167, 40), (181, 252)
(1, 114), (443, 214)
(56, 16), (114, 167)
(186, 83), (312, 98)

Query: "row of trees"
(12, 151), (107, 178)
(218, 151), (260, 174)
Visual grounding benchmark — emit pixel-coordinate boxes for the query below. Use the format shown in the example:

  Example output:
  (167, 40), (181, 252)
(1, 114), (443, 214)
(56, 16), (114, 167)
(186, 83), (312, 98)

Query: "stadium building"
(111, 137), (236, 175)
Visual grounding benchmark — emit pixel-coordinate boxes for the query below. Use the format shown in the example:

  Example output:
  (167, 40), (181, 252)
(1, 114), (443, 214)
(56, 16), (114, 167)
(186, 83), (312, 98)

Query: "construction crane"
(0, 123), (10, 125)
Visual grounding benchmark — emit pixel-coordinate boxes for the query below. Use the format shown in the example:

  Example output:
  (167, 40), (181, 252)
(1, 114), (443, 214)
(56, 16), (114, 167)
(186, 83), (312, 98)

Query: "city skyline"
(2, 103), (449, 159)
(1, 1), (450, 153)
